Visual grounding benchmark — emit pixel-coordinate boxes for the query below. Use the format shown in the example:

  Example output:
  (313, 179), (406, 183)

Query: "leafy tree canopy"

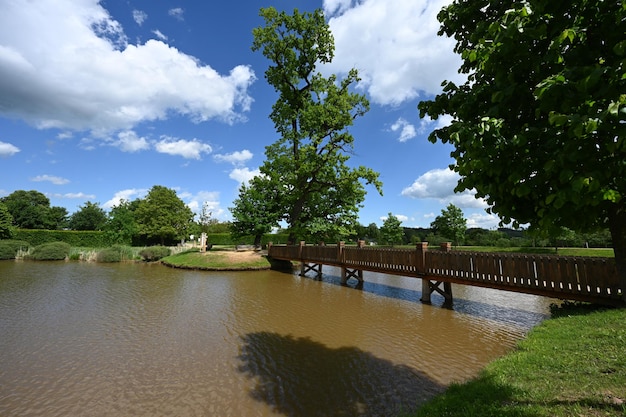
(0, 202), (14, 239)
(230, 177), (281, 246)
(430, 203), (467, 246)
(0, 190), (65, 229)
(104, 199), (139, 245)
(251, 7), (382, 243)
(419, 0), (626, 299)
(379, 213), (404, 246)
(68, 201), (107, 231)
(135, 185), (194, 245)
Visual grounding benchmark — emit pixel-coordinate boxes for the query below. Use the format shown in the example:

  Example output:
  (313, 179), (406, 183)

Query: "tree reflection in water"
(238, 332), (444, 417)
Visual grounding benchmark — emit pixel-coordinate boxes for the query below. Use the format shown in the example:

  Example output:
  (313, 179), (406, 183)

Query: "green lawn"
(406, 303), (626, 417)
(455, 246), (615, 257)
(161, 247), (271, 270)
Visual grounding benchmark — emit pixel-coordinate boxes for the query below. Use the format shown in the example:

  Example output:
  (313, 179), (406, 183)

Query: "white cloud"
(213, 149), (253, 165)
(229, 167), (260, 184)
(0, 0), (255, 133)
(155, 136), (212, 159)
(112, 130), (150, 152)
(49, 192), (97, 200)
(324, 0), (464, 105)
(419, 114), (453, 134)
(184, 190), (221, 215)
(102, 188), (147, 209)
(31, 174), (70, 185)
(132, 10), (147, 26)
(401, 168), (487, 209)
(0, 141), (20, 156)
(380, 213), (408, 223)
(168, 8), (184, 21)
(390, 118), (417, 142)
(152, 29), (168, 41)
(324, 0), (353, 14)
(466, 212), (501, 230)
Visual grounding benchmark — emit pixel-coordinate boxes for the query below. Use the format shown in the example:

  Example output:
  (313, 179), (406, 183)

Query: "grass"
(406, 303), (626, 417)
(456, 246), (615, 257)
(161, 246), (272, 270)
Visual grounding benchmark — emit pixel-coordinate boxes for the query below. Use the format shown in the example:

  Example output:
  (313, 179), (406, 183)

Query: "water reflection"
(0, 261), (552, 417)
(238, 332), (444, 417)
(306, 266), (552, 329)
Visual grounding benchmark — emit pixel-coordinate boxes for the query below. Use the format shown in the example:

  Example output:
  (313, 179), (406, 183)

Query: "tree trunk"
(608, 202), (626, 303)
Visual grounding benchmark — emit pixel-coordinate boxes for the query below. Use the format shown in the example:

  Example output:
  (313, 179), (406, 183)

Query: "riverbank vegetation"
(407, 303), (626, 417)
(161, 247), (271, 270)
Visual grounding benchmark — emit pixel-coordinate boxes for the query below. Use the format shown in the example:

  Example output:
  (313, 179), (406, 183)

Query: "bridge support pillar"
(301, 262), (322, 280)
(421, 279), (453, 306)
(341, 268), (364, 287)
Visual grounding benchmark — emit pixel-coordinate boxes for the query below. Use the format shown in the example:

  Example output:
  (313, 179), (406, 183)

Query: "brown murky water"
(0, 261), (553, 416)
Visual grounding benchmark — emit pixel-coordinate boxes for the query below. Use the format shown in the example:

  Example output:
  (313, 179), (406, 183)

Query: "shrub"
(28, 242), (71, 261)
(0, 240), (30, 260)
(139, 246), (171, 261)
(96, 248), (122, 263)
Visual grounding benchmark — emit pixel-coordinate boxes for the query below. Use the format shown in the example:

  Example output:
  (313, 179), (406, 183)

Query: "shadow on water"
(302, 271), (549, 329)
(238, 331), (444, 417)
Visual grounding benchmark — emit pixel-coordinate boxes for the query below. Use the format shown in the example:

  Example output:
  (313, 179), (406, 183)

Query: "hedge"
(12, 229), (116, 247)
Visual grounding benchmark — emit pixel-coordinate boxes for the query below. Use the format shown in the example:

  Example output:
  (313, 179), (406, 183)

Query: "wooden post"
(417, 242), (432, 303)
(341, 241), (364, 286)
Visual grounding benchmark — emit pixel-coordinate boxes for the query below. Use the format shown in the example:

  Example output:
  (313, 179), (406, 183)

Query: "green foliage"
(0, 190), (66, 229)
(28, 241), (71, 261)
(68, 201), (107, 231)
(379, 213), (404, 246)
(230, 178), (281, 246)
(430, 204), (467, 247)
(12, 229), (115, 247)
(0, 240), (30, 260)
(410, 305), (626, 417)
(96, 248), (122, 263)
(251, 7), (382, 243)
(104, 199), (139, 245)
(135, 186), (194, 245)
(418, 1), (626, 296)
(139, 246), (171, 262)
(0, 202), (14, 239)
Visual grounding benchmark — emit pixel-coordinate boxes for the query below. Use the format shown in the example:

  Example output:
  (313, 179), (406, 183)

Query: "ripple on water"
(0, 262), (552, 416)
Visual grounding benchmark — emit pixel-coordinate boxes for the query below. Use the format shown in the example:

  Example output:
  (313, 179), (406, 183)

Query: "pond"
(0, 261), (553, 416)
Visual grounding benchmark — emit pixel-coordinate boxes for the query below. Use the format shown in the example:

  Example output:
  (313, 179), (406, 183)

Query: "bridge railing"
(267, 241), (622, 303)
(425, 250), (621, 300)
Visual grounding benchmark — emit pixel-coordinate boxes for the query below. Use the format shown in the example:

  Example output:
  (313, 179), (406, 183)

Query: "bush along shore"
(406, 302), (626, 417)
(0, 239), (272, 270)
(0, 239), (177, 262)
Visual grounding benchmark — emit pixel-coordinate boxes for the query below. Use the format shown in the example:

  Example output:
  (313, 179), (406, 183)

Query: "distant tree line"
(1, 187), (211, 246)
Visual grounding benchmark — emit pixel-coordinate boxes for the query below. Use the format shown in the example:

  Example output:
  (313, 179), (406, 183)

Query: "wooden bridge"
(267, 241), (624, 306)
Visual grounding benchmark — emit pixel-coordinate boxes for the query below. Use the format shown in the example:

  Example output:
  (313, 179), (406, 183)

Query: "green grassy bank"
(407, 303), (626, 417)
(161, 247), (272, 270)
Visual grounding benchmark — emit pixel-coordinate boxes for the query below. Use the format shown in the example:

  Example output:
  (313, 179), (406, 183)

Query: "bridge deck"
(267, 243), (623, 306)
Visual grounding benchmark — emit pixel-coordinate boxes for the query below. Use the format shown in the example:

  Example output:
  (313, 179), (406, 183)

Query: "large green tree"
(230, 177), (280, 247)
(135, 186), (194, 245)
(379, 213), (404, 246)
(104, 199), (139, 244)
(251, 7), (382, 243)
(0, 202), (14, 239)
(419, 1), (626, 300)
(68, 201), (107, 231)
(0, 190), (65, 229)
(430, 203), (467, 247)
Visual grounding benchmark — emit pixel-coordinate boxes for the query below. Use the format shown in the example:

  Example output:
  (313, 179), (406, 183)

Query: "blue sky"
(0, 0), (502, 230)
